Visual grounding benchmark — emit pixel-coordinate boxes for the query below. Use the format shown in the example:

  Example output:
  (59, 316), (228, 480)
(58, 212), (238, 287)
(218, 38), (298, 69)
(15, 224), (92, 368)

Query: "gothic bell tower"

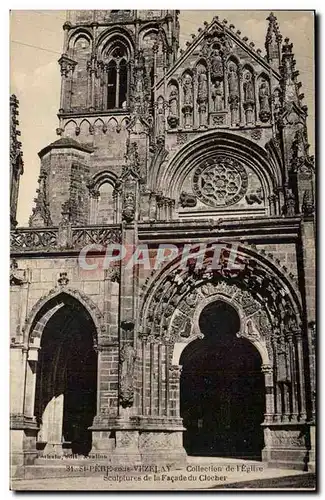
(29, 10), (180, 228)
(57, 9), (179, 117)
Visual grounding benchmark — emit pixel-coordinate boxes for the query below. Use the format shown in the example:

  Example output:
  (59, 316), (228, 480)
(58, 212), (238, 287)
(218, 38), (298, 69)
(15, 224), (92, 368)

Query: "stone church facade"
(10, 10), (315, 478)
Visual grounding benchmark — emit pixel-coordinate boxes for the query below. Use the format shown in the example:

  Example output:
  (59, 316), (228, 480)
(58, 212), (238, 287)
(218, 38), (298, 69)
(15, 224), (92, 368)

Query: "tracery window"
(105, 45), (129, 110)
(193, 156), (248, 207)
(97, 182), (115, 224)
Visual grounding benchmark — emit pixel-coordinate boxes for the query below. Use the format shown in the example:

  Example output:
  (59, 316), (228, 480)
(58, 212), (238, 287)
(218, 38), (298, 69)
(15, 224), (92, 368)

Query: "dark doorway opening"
(180, 300), (264, 459)
(34, 295), (97, 456)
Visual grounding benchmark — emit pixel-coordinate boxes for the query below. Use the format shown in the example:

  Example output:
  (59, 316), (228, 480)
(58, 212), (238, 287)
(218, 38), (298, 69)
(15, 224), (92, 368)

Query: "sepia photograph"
(9, 9), (316, 491)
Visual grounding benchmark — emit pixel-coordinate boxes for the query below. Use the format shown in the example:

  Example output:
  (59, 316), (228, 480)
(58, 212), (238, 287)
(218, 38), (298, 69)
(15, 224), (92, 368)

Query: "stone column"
(89, 189), (100, 224)
(286, 332), (299, 421)
(165, 343), (171, 416)
(238, 65), (244, 126)
(268, 193), (277, 216)
(307, 321), (316, 420)
(295, 331), (307, 421)
(157, 342), (163, 415)
(23, 347), (39, 420)
(149, 342), (155, 415)
(42, 394), (65, 455)
(261, 364), (274, 423)
(193, 69), (198, 129)
(115, 66), (120, 109)
(141, 336), (147, 416)
(169, 364), (182, 418)
(59, 68), (68, 113)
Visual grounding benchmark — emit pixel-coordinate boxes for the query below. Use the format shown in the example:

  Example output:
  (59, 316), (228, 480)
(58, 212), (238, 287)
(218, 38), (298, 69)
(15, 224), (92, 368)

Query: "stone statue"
(259, 81), (270, 112)
(228, 65), (239, 97)
(157, 107), (165, 137)
(183, 74), (193, 106)
(259, 80), (271, 122)
(122, 192), (135, 223)
(285, 188), (296, 216)
(197, 70), (208, 103)
(273, 88), (281, 116)
(119, 343), (136, 408)
(211, 53), (223, 80)
(169, 85), (178, 116)
(302, 189), (314, 216)
(136, 67), (144, 95)
(212, 81), (223, 111)
(243, 73), (254, 102)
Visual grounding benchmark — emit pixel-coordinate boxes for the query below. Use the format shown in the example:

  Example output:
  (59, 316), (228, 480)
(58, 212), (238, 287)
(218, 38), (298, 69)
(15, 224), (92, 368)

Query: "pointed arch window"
(105, 44), (129, 110)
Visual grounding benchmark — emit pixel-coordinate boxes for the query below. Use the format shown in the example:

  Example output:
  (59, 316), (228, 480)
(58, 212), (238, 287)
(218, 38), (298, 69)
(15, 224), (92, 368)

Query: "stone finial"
(282, 37), (293, 54)
(58, 272), (69, 286)
(265, 12), (282, 67)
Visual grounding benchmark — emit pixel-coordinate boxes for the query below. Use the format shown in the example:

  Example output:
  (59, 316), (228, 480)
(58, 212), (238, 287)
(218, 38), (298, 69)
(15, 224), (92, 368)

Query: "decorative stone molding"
(11, 225), (121, 253)
(10, 259), (28, 286)
(104, 266), (121, 283)
(179, 191), (197, 208)
(57, 272), (69, 287)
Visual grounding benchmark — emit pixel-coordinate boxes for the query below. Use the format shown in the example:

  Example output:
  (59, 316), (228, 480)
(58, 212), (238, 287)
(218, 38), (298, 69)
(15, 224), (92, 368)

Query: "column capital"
(261, 363), (273, 374)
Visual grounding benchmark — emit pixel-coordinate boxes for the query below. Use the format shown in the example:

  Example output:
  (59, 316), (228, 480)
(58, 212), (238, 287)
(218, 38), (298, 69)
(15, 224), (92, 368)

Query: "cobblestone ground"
(11, 457), (316, 491)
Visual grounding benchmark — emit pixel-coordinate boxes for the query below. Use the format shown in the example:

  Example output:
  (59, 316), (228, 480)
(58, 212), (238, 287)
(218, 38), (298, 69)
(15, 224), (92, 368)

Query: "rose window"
(192, 156), (248, 207)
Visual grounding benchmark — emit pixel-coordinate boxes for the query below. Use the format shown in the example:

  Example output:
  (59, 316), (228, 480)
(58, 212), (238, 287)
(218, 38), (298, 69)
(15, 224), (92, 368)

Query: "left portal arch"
(25, 293), (98, 457)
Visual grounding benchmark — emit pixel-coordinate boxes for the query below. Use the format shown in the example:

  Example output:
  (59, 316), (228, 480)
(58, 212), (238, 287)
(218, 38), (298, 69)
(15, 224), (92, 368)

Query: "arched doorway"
(34, 295), (97, 456)
(180, 300), (265, 459)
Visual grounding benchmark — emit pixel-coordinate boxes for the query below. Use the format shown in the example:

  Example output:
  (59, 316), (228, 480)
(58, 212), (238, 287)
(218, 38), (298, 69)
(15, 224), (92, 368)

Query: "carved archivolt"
(139, 244), (302, 353)
(150, 131), (278, 204)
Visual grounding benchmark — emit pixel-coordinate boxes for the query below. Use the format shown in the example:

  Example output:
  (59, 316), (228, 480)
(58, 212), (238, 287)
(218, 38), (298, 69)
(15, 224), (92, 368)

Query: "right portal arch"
(180, 299), (265, 459)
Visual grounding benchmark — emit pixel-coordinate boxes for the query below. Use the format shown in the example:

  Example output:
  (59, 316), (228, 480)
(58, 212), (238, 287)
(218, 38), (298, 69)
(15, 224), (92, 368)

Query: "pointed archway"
(33, 294), (97, 456)
(180, 300), (265, 459)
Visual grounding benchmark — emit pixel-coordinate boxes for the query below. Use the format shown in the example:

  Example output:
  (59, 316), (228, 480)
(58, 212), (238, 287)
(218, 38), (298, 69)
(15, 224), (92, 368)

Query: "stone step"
(21, 463), (155, 480)
(34, 458), (113, 466)
(23, 464), (114, 480)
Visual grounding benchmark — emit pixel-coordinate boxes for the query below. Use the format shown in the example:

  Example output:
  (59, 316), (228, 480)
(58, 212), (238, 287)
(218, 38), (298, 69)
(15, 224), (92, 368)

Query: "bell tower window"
(105, 44), (129, 110)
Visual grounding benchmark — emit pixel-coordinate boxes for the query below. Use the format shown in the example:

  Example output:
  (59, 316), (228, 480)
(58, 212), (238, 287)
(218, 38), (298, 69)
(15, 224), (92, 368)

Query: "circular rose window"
(192, 156), (248, 207)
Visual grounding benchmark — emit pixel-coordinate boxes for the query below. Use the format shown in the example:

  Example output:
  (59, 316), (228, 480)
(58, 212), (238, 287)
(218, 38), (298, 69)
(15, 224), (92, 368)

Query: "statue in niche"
(197, 70), (208, 103)
(169, 85), (178, 116)
(259, 81), (270, 111)
(283, 188), (296, 216)
(157, 106), (165, 137)
(259, 80), (271, 122)
(212, 81), (223, 111)
(273, 88), (282, 117)
(228, 65), (239, 125)
(122, 192), (135, 223)
(243, 73), (255, 125)
(135, 67), (144, 95)
(167, 84), (179, 128)
(197, 69), (208, 127)
(183, 73), (193, 106)
(211, 52), (223, 81)
(119, 343), (136, 407)
(243, 73), (254, 102)
(228, 65), (239, 98)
